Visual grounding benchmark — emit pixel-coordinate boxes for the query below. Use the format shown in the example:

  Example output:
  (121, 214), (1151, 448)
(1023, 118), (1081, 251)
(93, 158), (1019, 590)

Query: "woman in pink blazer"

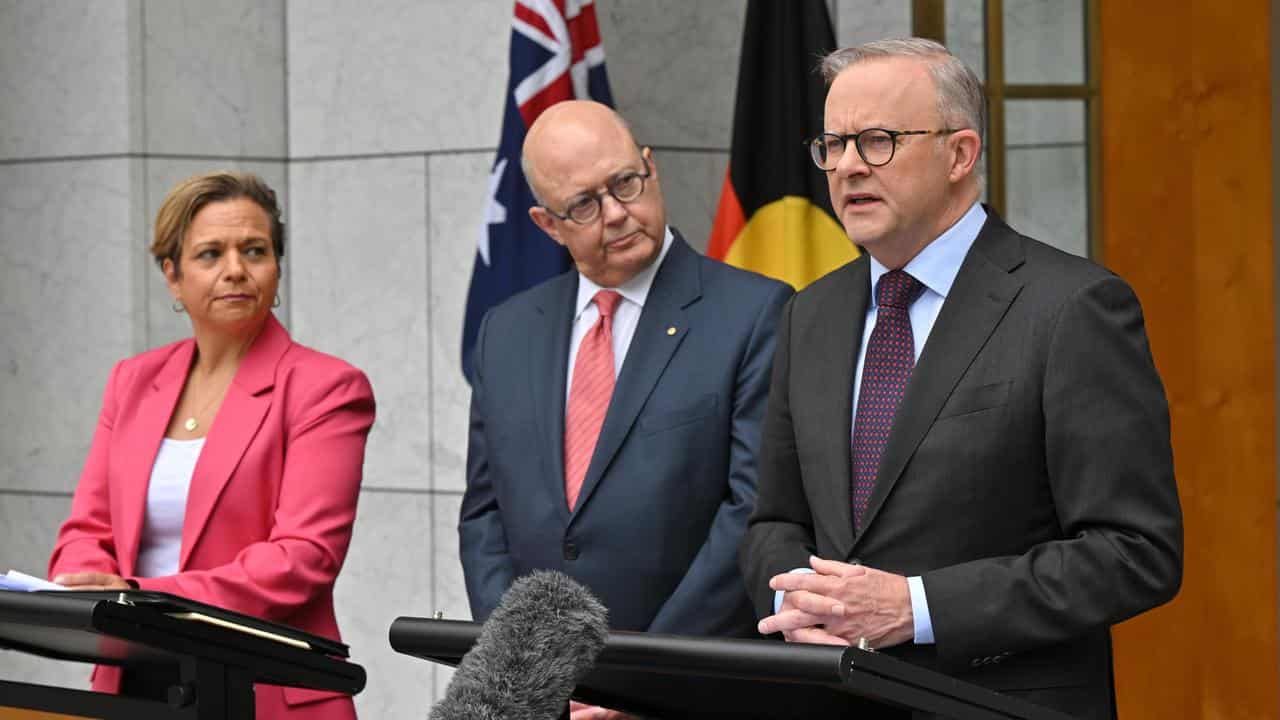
(48, 171), (375, 720)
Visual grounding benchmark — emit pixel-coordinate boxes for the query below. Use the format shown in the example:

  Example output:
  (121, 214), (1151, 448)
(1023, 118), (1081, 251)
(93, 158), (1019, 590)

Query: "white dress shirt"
(776, 202), (987, 645)
(564, 226), (675, 409)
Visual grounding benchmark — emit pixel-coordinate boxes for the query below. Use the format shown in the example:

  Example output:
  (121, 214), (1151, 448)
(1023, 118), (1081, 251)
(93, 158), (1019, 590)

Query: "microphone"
(430, 570), (609, 720)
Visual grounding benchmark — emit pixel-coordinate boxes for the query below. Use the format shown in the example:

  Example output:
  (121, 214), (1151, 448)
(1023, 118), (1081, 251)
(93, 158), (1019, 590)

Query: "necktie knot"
(594, 290), (623, 319)
(876, 270), (921, 310)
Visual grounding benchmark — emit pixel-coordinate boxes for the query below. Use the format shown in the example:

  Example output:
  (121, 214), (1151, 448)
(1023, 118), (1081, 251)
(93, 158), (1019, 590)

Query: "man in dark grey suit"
(461, 101), (792, 719)
(740, 39), (1182, 719)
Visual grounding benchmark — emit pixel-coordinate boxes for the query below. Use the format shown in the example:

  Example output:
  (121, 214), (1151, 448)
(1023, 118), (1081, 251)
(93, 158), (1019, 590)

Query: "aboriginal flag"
(707, 0), (856, 289)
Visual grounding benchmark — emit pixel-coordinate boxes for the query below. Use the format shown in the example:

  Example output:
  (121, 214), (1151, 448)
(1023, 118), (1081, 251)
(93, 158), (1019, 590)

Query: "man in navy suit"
(460, 100), (793, 651)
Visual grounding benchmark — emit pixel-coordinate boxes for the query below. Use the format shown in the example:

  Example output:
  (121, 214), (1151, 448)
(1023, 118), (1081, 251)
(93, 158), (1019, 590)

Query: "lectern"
(0, 590), (364, 720)
(390, 617), (1075, 720)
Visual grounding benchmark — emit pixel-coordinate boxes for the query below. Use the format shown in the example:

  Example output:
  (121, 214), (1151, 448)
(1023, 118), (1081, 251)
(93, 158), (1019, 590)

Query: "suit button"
(563, 542), (579, 561)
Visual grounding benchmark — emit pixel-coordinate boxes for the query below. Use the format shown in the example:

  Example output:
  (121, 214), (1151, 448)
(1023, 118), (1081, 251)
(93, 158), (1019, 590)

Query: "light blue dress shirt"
(774, 202), (987, 645)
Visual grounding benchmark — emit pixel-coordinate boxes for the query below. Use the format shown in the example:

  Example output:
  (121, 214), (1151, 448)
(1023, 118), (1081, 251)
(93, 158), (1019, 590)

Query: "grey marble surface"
(142, 0), (287, 157)
(1005, 99), (1086, 147)
(0, 159), (138, 493)
(945, 0), (986, 81)
(287, 157), (431, 491)
(1005, 145), (1088, 258)
(430, 492), (467, 706)
(834, 0), (911, 48)
(1003, 0), (1085, 85)
(0, 1), (138, 159)
(426, 152), (487, 493)
(654, 149), (728, 256)
(286, 0), (509, 157)
(333, 489), (436, 719)
(597, 0), (744, 150)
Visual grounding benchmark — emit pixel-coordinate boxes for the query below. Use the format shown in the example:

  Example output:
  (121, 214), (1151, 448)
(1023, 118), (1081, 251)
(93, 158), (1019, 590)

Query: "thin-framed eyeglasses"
(541, 156), (652, 225)
(806, 128), (961, 171)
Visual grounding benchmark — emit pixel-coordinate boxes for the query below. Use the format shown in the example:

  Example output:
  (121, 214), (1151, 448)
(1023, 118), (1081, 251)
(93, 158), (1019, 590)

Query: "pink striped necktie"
(851, 270), (921, 531)
(564, 290), (623, 510)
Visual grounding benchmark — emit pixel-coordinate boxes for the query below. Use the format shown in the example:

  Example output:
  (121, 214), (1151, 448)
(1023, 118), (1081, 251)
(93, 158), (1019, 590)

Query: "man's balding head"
(524, 101), (667, 288)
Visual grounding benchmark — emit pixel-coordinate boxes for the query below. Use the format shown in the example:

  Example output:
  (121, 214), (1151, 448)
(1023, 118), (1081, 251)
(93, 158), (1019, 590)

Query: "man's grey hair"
(820, 37), (986, 146)
(520, 148), (546, 206)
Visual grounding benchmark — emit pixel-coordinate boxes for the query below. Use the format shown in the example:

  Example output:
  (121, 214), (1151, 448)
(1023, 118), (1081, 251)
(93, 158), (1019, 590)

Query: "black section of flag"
(728, 0), (838, 219)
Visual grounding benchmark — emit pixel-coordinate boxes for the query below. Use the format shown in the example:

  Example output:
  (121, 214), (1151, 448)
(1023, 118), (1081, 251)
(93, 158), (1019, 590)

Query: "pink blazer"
(48, 314), (375, 720)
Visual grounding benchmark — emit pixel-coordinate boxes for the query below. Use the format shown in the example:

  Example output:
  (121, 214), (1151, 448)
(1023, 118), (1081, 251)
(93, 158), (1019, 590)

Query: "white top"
(565, 226), (675, 409)
(134, 437), (205, 578)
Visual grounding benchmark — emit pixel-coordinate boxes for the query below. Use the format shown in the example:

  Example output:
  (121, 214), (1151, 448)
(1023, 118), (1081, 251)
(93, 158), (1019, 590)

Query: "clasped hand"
(757, 556), (914, 649)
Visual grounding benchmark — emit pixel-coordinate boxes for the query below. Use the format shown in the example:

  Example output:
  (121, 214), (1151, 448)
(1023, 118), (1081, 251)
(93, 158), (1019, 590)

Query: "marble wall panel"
(1005, 99), (1086, 147)
(834, 0), (911, 48)
(333, 489), (435, 718)
(286, 0), (509, 157)
(141, 159), (290, 348)
(596, 0), (745, 150)
(1003, 0), (1085, 85)
(0, 159), (139, 493)
(945, 0), (986, 81)
(430, 492), (467, 705)
(653, 149), (729, 255)
(426, 152), (489, 493)
(0, 1), (137, 159)
(287, 157), (430, 490)
(0, 492), (93, 689)
(1004, 145), (1088, 258)
(142, 0), (287, 157)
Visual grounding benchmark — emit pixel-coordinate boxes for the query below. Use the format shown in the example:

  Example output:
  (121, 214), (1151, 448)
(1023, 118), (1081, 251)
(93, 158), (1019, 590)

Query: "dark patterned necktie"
(851, 269), (922, 532)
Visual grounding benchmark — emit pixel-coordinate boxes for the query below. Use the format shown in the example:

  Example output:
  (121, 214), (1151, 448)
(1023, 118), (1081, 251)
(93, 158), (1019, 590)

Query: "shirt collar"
(575, 226), (675, 319)
(868, 202), (987, 308)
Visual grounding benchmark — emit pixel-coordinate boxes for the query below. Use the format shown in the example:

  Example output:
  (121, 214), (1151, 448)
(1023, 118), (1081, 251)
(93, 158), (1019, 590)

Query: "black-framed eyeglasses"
(541, 156), (652, 225)
(806, 128), (961, 171)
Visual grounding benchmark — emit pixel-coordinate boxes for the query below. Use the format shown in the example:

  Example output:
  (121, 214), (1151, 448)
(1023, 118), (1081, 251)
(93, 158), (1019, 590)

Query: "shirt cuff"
(772, 567), (816, 613)
(907, 575), (935, 644)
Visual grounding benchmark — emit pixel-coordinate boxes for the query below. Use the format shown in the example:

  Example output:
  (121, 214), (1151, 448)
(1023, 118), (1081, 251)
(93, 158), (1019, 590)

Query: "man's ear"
(528, 206), (564, 246)
(948, 129), (982, 183)
(643, 146), (659, 182)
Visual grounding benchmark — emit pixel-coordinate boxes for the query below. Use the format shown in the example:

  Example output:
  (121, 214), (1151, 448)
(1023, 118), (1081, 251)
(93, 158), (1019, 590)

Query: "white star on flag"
(478, 157), (509, 266)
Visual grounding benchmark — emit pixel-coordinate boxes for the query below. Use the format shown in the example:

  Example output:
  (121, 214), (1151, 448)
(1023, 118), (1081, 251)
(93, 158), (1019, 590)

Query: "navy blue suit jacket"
(460, 231), (792, 636)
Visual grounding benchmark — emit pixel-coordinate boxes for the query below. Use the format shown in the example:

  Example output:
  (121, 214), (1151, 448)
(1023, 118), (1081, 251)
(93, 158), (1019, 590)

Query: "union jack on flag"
(461, 0), (614, 382)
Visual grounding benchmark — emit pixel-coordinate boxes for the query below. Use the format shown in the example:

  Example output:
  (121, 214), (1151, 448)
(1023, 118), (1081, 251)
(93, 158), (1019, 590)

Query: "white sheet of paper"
(1, 570), (66, 591)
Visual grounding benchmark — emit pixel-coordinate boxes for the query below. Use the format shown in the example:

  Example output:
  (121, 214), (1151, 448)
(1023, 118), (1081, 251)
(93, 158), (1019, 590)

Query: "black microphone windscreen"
(430, 570), (609, 720)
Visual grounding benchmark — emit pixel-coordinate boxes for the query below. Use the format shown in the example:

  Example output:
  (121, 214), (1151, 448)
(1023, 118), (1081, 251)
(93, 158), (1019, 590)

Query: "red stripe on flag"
(567, 4), (602, 62)
(514, 3), (556, 43)
(519, 72), (575, 127)
(707, 169), (747, 260)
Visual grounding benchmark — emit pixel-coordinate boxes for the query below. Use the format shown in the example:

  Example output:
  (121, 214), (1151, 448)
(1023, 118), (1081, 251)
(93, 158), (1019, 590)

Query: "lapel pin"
(666, 326), (678, 336)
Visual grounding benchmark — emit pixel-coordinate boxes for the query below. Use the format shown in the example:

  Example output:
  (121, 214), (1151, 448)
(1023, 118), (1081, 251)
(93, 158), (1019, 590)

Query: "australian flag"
(461, 0), (615, 382)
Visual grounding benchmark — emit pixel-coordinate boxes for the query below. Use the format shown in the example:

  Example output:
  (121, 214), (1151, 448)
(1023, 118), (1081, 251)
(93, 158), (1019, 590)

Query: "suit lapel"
(117, 343), (194, 576)
(530, 273), (577, 523)
(813, 261), (869, 559)
(179, 315), (289, 568)
(572, 236), (698, 516)
(854, 216), (1026, 545)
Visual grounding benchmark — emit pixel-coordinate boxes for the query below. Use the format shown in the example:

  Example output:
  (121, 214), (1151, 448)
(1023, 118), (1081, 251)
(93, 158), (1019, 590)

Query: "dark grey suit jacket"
(462, 231), (793, 637)
(741, 211), (1182, 719)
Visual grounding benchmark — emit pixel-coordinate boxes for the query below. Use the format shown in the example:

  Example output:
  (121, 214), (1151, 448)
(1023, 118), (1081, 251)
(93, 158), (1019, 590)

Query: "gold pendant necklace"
(182, 378), (229, 433)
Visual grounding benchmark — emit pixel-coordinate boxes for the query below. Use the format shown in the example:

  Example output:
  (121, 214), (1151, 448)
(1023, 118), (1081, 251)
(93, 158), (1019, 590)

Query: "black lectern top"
(0, 589), (363, 695)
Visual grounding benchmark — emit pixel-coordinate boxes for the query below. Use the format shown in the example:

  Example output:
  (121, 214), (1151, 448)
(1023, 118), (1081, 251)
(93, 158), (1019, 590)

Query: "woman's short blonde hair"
(151, 171), (285, 273)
